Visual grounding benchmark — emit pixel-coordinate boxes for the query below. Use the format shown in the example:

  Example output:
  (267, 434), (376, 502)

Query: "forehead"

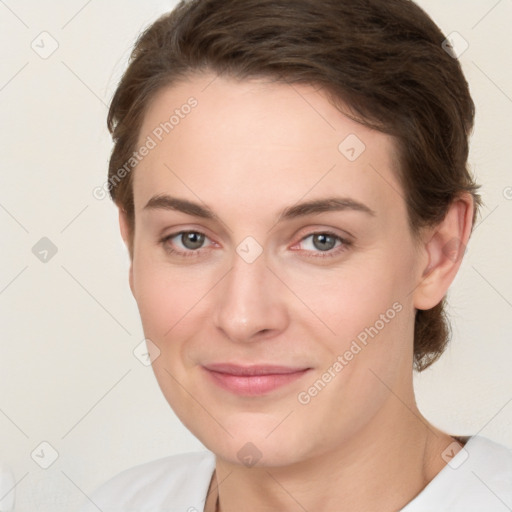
(133, 73), (404, 224)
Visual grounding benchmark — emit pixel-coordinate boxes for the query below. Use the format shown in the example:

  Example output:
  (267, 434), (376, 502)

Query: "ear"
(118, 207), (135, 297)
(413, 193), (474, 310)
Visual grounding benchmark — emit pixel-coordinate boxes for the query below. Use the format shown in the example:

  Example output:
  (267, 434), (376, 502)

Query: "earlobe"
(413, 194), (474, 310)
(118, 207), (131, 246)
(118, 207), (135, 296)
(128, 263), (135, 297)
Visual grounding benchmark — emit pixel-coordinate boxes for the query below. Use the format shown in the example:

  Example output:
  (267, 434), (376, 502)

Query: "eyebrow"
(144, 195), (219, 220)
(143, 194), (376, 221)
(278, 197), (376, 220)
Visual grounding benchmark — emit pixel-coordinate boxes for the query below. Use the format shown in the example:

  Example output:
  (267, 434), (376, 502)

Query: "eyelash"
(161, 231), (214, 259)
(292, 231), (352, 259)
(160, 230), (352, 259)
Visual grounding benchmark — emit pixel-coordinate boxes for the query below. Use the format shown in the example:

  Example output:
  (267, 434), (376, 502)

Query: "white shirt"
(79, 435), (512, 511)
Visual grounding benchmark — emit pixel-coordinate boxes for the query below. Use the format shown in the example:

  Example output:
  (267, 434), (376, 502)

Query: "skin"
(119, 72), (474, 511)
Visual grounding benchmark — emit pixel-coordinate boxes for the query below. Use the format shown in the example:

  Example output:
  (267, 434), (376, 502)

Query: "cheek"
(283, 252), (416, 399)
(131, 258), (206, 411)
(282, 254), (411, 341)
(131, 251), (210, 339)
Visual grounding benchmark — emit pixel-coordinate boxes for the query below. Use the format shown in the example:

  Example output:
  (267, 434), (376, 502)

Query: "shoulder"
(463, 435), (512, 486)
(403, 435), (512, 511)
(79, 450), (216, 512)
(455, 435), (512, 508)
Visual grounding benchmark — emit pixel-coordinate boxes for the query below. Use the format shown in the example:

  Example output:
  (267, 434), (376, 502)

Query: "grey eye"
(180, 232), (205, 250)
(311, 233), (338, 251)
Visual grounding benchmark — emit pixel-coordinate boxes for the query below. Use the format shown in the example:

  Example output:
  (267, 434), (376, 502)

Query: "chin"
(193, 419), (312, 468)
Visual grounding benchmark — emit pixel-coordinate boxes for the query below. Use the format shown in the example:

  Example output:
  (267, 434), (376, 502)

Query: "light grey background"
(0, 1), (511, 510)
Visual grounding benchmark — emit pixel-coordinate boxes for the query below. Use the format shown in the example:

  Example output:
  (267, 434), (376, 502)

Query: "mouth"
(201, 363), (311, 396)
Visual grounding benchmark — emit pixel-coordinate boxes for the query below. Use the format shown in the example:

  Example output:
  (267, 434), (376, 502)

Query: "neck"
(207, 396), (461, 512)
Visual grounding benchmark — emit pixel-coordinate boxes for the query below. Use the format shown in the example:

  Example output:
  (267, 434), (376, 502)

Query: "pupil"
(313, 234), (335, 251)
(183, 232), (204, 250)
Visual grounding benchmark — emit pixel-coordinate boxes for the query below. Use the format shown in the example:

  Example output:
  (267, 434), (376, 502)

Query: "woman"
(81, 0), (512, 510)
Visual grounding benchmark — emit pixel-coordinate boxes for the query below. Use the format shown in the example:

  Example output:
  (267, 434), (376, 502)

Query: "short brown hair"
(106, 0), (481, 371)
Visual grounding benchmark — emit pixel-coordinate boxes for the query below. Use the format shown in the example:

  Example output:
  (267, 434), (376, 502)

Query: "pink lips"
(202, 363), (310, 396)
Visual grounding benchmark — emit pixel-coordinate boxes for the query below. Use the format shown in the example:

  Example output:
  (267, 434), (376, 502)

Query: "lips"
(202, 363), (311, 396)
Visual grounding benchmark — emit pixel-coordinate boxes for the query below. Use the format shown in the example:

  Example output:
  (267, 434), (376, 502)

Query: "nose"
(212, 250), (289, 344)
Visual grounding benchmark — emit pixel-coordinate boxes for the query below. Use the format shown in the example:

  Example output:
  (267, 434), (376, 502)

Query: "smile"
(201, 364), (311, 396)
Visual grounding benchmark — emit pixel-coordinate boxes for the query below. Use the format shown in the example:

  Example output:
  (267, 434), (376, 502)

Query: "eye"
(302, 233), (339, 251)
(161, 230), (214, 257)
(294, 232), (351, 258)
(177, 231), (206, 250)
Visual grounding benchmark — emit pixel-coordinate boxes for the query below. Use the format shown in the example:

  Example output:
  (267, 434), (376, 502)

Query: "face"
(125, 72), (426, 467)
